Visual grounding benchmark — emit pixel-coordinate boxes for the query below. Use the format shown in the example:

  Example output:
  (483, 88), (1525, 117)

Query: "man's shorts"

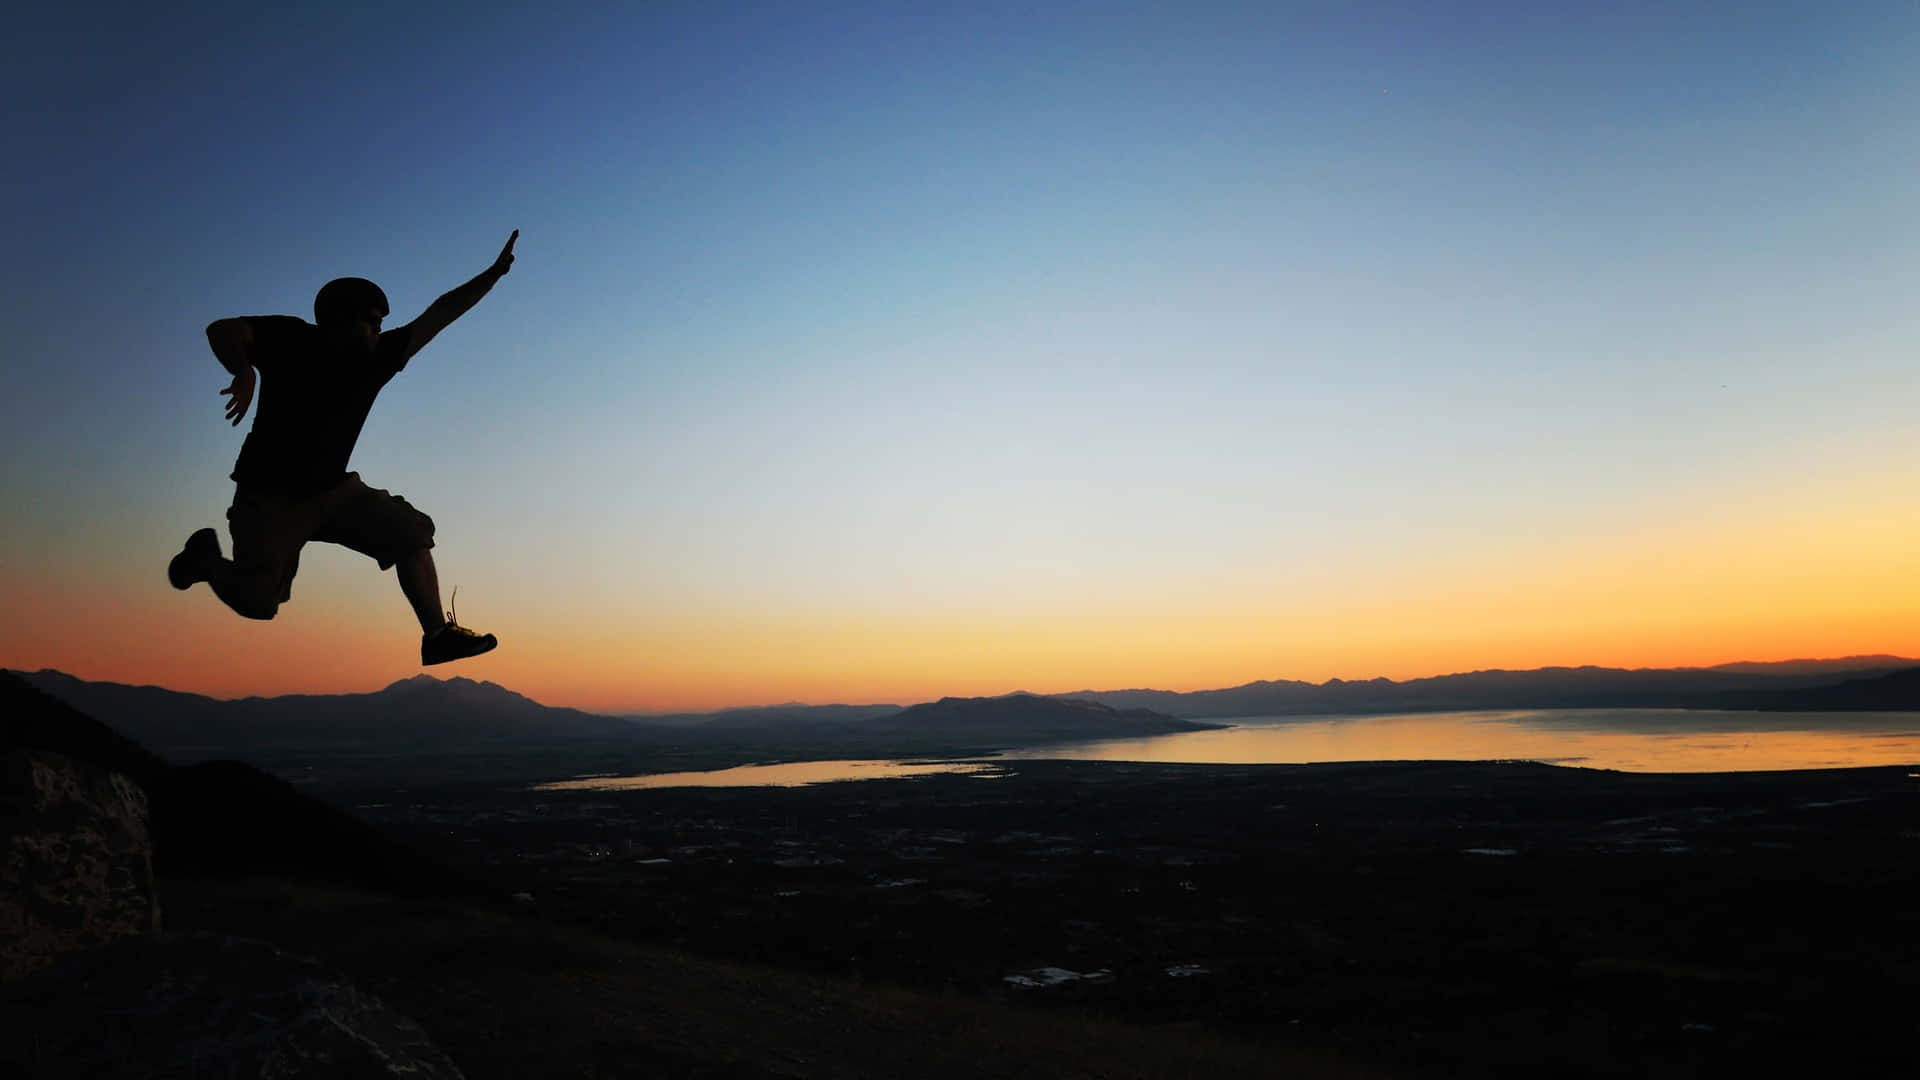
(218, 472), (434, 619)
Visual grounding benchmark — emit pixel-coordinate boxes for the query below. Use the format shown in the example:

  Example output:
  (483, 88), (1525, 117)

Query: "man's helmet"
(314, 277), (389, 326)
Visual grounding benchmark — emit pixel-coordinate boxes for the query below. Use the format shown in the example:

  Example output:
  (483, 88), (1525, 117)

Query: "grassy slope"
(162, 876), (1402, 1080)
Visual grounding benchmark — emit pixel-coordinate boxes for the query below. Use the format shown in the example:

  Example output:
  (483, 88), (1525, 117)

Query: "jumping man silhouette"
(170, 231), (518, 665)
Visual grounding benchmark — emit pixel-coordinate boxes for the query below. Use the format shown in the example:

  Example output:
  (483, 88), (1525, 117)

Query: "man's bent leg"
(171, 526), (281, 619)
(209, 561), (286, 620)
(168, 528), (222, 590)
(179, 486), (311, 620)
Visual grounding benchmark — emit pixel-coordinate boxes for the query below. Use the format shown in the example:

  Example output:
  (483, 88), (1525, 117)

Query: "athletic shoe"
(422, 614), (498, 665)
(168, 527), (221, 590)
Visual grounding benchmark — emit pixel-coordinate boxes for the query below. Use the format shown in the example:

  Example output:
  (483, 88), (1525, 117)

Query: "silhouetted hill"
(1069, 657), (1920, 718)
(1705, 655), (1916, 676)
(1727, 666), (1920, 711)
(638, 703), (906, 729)
(149, 759), (465, 890)
(14, 670), (639, 761)
(2, 670), (171, 788)
(865, 693), (1216, 742)
(0, 671), (464, 892)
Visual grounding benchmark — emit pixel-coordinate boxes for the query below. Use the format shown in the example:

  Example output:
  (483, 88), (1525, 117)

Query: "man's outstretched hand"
(221, 368), (255, 426)
(491, 230), (518, 278)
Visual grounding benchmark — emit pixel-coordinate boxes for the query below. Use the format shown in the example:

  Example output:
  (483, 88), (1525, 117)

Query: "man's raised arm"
(397, 230), (518, 360)
(206, 318), (256, 426)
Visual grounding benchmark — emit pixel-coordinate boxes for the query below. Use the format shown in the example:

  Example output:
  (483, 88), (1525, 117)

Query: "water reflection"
(536, 711), (1920, 789)
(536, 758), (1005, 791)
(1005, 710), (1920, 773)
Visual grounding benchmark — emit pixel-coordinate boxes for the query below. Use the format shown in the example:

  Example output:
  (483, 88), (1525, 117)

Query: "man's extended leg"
(308, 474), (495, 665)
(396, 547), (444, 633)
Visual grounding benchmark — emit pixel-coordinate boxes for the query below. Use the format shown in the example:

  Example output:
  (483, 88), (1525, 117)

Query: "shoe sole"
(422, 636), (499, 666)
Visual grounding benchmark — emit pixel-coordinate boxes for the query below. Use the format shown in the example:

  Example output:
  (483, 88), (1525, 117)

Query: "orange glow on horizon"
(10, 586), (1919, 715)
(10, 466), (1920, 713)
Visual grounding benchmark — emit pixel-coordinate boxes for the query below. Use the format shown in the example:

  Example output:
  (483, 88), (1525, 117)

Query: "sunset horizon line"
(15, 650), (1918, 719)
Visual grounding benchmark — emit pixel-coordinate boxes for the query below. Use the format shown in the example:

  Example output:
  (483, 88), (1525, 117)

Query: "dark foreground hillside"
(161, 875), (1394, 1079)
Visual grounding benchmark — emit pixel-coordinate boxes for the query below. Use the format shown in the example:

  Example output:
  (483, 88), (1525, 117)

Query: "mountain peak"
(874, 692), (1213, 740)
(378, 674), (525, 706)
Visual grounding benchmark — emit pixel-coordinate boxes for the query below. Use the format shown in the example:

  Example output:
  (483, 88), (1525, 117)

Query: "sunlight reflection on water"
(1003, 709), (1920, 773)
(535, 759), (1005, 790)
(535, 710), (1920, 789)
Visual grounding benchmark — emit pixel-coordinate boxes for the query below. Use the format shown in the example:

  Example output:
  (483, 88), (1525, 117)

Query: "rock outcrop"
(1, 932), (466, 1078)
(1, 670), (468, 1076)
(1, 749), (159, 980)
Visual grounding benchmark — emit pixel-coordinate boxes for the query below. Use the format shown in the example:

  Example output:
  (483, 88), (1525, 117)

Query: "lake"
(1006, 708), (1920, 773)
(541, 709), (1920, 789)
(536, 758), (1005, 790)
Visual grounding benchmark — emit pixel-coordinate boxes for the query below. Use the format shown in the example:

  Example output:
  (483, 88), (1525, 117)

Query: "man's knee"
(237, 595), (282, 620)
(212, 573), (285, 620)
(322, 484), (434, 570)
(222, 592), (282, 621)
(378, 502), (434, 570)
(399, 506), (435, 555)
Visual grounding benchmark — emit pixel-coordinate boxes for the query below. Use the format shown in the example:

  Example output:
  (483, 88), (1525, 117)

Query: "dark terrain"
(282, 756), (1920, 1078)
(15, 668), (1920, 1076)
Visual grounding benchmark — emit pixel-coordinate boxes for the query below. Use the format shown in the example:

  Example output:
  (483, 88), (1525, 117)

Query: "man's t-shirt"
(229, 316), (412, 496)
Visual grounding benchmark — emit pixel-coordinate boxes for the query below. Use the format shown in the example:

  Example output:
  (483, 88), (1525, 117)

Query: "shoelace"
(444, 586), (469, 634)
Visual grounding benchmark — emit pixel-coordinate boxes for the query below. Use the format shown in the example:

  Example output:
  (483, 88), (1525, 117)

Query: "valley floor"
(182, 760), (1920, 1077)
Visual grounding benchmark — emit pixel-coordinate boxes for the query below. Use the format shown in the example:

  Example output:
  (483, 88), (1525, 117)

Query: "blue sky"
(6, 3), (1920, 709)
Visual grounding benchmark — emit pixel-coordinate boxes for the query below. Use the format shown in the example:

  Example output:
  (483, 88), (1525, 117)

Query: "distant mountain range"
(14, 655), (1920, 765)
(9, 671), (1204, 763)
(13, 670), (636, 761)
(1066, 656), (1920, 718)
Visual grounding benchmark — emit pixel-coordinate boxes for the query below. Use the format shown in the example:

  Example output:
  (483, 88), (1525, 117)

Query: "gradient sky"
(6, 2), (1920, 713)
